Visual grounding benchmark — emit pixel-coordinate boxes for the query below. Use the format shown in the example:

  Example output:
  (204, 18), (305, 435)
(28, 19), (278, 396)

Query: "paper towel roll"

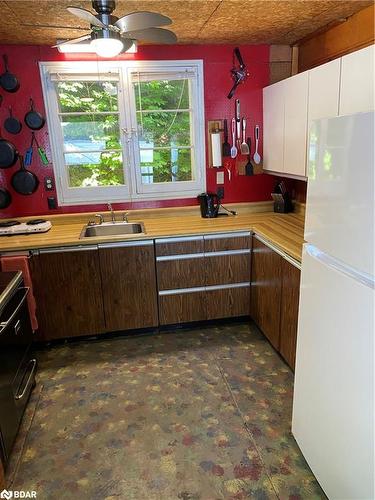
(211, 131), (222, 167)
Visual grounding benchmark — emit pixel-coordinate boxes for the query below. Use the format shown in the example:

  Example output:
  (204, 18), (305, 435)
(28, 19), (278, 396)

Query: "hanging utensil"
(0, 186), (11, 209)
(253, 125), (261, 164)
(34, 133), (49, 165)
(0, 127), (18, 169)
(11, 155), (39, 195)
(222, 119), (231, 157)
(230, 118), (237, 159)
(235, 99), (241, 145)
(240, 118), (250, 155)
(4, 106), (22, 135)
(24, 98), (45, 130)
(244, 138), (254, 176)
(0, 55), (20, 93)
(25, 133), (35, 166)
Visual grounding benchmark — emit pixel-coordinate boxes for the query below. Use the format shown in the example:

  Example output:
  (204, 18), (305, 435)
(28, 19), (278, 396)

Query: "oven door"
(0, 286), (37, 465)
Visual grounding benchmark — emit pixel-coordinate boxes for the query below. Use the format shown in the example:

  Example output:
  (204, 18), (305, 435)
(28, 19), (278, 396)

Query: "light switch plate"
(216, 171), (224, 184)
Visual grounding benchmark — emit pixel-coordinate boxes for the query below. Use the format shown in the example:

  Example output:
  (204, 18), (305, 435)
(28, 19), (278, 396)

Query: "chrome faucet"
(107, 203), (116, 224)
(94, 214), (104, 225)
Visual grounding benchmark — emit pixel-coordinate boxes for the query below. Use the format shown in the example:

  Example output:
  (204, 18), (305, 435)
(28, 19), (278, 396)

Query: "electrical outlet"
(44, 176), (54, 191)
(216, 171), (224, 184)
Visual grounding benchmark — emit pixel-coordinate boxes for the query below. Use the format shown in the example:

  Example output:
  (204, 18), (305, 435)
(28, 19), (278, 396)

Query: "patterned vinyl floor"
(6, 321), (326, 500)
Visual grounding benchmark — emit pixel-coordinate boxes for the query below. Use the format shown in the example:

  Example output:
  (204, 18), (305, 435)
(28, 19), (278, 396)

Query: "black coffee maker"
(197, 192), (220, 218)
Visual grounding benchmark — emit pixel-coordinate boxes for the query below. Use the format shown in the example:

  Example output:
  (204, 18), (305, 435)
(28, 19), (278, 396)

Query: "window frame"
(39, 60), (206, 206)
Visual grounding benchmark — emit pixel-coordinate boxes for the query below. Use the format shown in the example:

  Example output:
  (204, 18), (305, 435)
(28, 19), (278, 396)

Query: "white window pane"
(140, 148), (193, 184)
(65, 151), (125, 187)
(61, 114), (120, 152)
(56, 80), (119, 113)
(138, 111), (191, 148)
(134, 79), (189, 111)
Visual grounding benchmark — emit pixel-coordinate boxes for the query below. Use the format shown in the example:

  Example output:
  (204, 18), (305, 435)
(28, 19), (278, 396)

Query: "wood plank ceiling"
(0, 0), (372, 46)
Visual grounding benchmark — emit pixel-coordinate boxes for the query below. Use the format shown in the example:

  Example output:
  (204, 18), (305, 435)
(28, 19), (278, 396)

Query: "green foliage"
(57, 78), (192, 188)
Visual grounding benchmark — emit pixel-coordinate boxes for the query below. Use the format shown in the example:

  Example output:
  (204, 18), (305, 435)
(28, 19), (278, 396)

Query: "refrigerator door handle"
(305, 244), (375, 290)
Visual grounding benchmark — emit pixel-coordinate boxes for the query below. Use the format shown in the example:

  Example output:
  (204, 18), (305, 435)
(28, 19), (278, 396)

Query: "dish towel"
(0, 255), (38, 331)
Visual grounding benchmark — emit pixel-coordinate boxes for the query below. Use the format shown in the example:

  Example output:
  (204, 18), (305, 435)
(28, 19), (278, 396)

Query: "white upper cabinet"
(283, 72), (309, 176)
(339, 45), (374, 115)
(263, 80), (285, 173)
(308, 58), (341, 121)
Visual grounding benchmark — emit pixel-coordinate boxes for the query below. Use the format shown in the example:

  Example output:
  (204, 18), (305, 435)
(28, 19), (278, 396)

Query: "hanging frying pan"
(0, 55), (20, 93)
(0, 187), (11, 209)
(0, 128), (18, 168)
(11, 155), (39, 195)
(24, 98), (45, 130)
(4, 106), (22, 134)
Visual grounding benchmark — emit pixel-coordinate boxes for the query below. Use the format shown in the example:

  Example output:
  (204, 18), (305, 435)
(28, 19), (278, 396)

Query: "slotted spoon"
(240, 118), (250, 155)
(230, 118), (237, 158)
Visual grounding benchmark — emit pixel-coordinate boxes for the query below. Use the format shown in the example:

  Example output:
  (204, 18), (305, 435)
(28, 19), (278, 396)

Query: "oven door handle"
(0, 287), (30, 334)
(15, 358), (37, 401)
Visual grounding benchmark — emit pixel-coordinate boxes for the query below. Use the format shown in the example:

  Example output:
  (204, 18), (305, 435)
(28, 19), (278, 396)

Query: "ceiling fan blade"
(115, 11), (171, 33)
(67, 6), (106, 28)
(52, 34), (91, 48)
(122, 27), (177, 44)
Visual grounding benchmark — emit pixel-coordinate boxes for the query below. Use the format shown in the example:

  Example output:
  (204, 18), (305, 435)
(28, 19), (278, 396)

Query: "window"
(40, 61), (205, 205)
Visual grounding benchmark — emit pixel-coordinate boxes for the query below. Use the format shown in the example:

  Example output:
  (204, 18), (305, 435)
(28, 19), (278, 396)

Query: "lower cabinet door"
(205, 252), (251, 286)
(251, 237), (282, 349)
(279, 259), (301, 370)
(31, 247), (105, 340)
(206, 285), (250, 320)
(99, 241), (158, 332)
(158, 290), (207, 325)
(157, 256), (205, 290)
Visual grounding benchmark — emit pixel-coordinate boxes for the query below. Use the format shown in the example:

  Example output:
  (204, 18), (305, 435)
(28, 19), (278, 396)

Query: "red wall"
(0, 43), (279, 218)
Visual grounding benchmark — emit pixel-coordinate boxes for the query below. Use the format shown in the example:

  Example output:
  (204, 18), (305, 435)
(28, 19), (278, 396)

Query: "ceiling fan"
(54, 0), (177, 57)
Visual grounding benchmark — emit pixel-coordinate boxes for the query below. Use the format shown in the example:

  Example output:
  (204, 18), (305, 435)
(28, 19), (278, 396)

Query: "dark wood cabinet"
(157, 256), (205, 290)
(251, 237), (283, 350)
(155, 236), (203, 256)
(204, 233), (251, 253)
(206, 285), (250, 320)
(30, 246), (105, 341)
(159, 291), (207, 325)
(279, 259), (301, 370)
(99, 241), (158, 332)
(205, 253), (251, 286)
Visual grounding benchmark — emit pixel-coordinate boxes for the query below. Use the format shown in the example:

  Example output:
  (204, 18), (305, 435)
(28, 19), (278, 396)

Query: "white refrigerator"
(292, 112), (374, 500)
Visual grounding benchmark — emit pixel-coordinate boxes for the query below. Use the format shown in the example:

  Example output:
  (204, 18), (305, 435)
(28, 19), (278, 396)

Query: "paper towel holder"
(207, 119), (224, 168)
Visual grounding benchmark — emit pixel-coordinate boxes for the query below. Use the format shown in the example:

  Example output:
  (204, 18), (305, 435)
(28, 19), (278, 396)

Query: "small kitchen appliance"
(0, 218), (51, 236)
(198, 192), (220, 218)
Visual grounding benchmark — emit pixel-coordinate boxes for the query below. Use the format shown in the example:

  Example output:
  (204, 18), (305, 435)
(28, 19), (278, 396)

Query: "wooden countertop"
(0, 203), (305, 262)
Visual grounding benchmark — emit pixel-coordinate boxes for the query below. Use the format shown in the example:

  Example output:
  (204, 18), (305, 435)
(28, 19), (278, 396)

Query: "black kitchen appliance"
(0, 271), (36, 469)
(197, 192), (220, 218)
(271, 181), (294, 213)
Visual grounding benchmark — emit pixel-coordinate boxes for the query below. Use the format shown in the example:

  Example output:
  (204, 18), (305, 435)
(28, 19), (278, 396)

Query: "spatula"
(244, 137), (253, 175)
(222, 119), (231, 157)
(253, 125), (261, 164)
(230, 118), (237, 158)
(240, 118), (250, 155)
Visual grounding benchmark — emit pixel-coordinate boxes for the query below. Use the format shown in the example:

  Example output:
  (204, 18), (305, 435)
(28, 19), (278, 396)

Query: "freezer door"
(292, 244), (374, 500)
(305, 112), (374, 276)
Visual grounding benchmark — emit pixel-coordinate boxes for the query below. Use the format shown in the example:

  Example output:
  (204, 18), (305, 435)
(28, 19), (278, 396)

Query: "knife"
(235, 99), (241, 145)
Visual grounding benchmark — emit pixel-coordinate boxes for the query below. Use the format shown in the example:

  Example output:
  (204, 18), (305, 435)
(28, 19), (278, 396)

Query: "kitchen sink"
(80, 222), (145, 238)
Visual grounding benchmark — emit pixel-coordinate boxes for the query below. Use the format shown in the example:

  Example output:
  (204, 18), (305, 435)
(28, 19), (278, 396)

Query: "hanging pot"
(0, 55), (20, 93)
(11, 155), (39, 195)
(0, 128), (18, 168)
(0, 187), (11, 208)
(24, 98), (45, 130)
(4, 106), (22, 134)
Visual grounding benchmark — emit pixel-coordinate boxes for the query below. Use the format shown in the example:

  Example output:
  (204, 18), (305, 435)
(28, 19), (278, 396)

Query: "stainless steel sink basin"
(80, 222), (145, 238)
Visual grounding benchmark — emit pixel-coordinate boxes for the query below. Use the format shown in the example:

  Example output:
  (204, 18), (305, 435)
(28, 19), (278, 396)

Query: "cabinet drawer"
(158, 289), (206, 325)
(157, 255), (205, 290)
(206, 284), (250, 320)
(155, 236), (204, 256)
(204, 232), (251, 252)
(205, 251), (251, 286)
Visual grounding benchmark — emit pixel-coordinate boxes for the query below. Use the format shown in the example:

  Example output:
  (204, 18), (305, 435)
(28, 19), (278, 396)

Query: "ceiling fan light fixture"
(90, 30), (124, 57)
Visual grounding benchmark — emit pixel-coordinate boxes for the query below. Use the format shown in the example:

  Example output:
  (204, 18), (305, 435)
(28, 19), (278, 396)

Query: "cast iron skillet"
(4, 106), (22, 134)
(0, 55), (20, 93)
(11, 155), (39, 195)
(24, 98), (45, 130)
(0, 187), (11, 209)
(0, 128), (18, 168)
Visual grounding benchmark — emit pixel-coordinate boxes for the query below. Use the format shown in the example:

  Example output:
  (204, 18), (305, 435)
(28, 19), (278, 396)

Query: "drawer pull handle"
(15, 359), (37, 401)
(0, 287), (29, 334)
